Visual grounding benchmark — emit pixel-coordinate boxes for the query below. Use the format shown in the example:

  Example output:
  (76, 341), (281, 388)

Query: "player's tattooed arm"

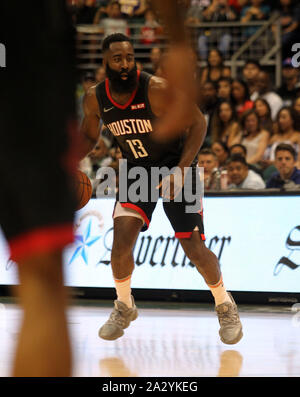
(80, 86), (102, 159)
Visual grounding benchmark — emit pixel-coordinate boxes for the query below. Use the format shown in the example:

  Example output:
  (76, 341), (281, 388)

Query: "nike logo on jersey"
(103, 106), (114, 112)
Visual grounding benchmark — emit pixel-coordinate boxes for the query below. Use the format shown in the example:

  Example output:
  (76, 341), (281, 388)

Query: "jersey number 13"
(126, 139), (149, 159)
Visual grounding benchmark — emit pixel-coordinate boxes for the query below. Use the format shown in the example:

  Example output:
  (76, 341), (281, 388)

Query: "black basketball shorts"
(114, 164), (205, 240)
(0, 1), (78, 262)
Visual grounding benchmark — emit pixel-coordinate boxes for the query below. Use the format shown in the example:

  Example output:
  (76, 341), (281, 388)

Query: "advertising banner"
(0, 196), (299, 293)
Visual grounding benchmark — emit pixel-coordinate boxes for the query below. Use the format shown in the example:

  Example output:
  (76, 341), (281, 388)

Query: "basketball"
(75, 170), (92, 210)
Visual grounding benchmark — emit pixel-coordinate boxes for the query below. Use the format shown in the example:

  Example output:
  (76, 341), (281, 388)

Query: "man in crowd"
(227, 154), (266, 189)
(251, 70), (283, 120)
(198, 148), (220, 190)
(277, 58), (300, 107)
(229, 143), (264, 177)
(266, 143), (300, 189)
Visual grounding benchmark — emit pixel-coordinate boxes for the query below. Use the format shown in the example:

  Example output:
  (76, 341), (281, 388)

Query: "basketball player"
(0, 1), (78, 376)
(81, 33), (243, 345)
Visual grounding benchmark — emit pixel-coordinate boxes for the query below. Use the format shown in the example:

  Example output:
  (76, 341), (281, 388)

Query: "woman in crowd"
(211, 140), (230, 169)
(240, 109), (270, 165)
(211, 100), (241, 147)
(217, 77), (232, 102)
(265, 106), (300, 165)
(231, 79), (254, 118)
(200, 49), (231, 85)
(292, 97), (300, 131)
(254, 97), (274, 134)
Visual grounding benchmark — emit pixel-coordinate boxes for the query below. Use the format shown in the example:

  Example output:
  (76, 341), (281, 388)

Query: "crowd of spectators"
(74, 0), (300, 193)
(196, 54), (300, 191)
(71, 0), (300, 58)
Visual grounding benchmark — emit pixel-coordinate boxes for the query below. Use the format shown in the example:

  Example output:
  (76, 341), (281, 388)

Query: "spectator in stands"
(197, 0), (237, 60)
(211, 100), (241, 146)
(86, 135), (115, 193)
(88, 136), (110, 175)
(292, 97), (300, 131)
(254, 97), (274, 134)
(274, 0), (300, 59)
(198, 148), (221, 190)
(143, 46), (162, 75)
(239, 109), (270, 165)
(266, 106), (300, 165)
(200, 49), (231, 85)
(73, 0), (98, 24)
(94, 1), (129, 37)
(252, 70), (284, 120)
(93, 1), (111, 23)
(241, 0), (271, 37)
(95, 0), (110, 6)
(118, 0), (148, 20)
(95, 65), (106, 83)
(185, 0), (212, 25)
(228, 0), (249, 15)
(227, 154), (266, 189)
(229, 143), (247, 156)
(277, 58), (300, 106)
(217, 77), (232, 101)
(231, 79), (254, 118)
(229, 142), (264, 176)
(242, 60), (261, 100)
(200, 80), (220, 144)
(79, 131), (110, 182)
(140, 8), (162, 44)
(114, 145), (123, 161)
(77, 71), (96, 123)
(211, 140), (230, 169)
(266, 143), (300, 189)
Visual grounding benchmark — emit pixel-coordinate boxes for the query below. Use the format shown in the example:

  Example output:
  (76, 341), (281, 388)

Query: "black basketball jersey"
(96, 71), (184, 167)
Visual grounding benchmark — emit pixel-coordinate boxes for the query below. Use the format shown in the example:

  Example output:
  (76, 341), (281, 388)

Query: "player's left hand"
(156, 168), (184, 200)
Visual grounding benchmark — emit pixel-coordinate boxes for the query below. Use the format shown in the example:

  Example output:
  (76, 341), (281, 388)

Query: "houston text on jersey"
(106, 118), (153, 136)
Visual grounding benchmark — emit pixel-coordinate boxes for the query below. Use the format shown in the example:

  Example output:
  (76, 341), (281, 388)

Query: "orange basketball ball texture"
(75, 170), (92, 210)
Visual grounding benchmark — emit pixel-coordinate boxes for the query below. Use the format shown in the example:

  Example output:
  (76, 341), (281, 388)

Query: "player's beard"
(106, 63), (138, 94)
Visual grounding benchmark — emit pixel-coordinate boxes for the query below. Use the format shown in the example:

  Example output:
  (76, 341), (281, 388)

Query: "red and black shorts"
(114, 164), (205, 240)
(0, 1), (78, 262)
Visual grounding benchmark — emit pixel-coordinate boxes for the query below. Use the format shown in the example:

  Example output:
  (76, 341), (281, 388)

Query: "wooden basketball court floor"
(0, 298), (299, 377)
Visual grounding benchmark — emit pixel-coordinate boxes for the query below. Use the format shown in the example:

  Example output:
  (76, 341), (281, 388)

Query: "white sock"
(207, 275), (231, 306)
(114, 275), (132, 308)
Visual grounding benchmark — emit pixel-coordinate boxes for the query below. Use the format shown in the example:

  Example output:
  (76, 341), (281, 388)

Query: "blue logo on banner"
(69, 219), (101, 265)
